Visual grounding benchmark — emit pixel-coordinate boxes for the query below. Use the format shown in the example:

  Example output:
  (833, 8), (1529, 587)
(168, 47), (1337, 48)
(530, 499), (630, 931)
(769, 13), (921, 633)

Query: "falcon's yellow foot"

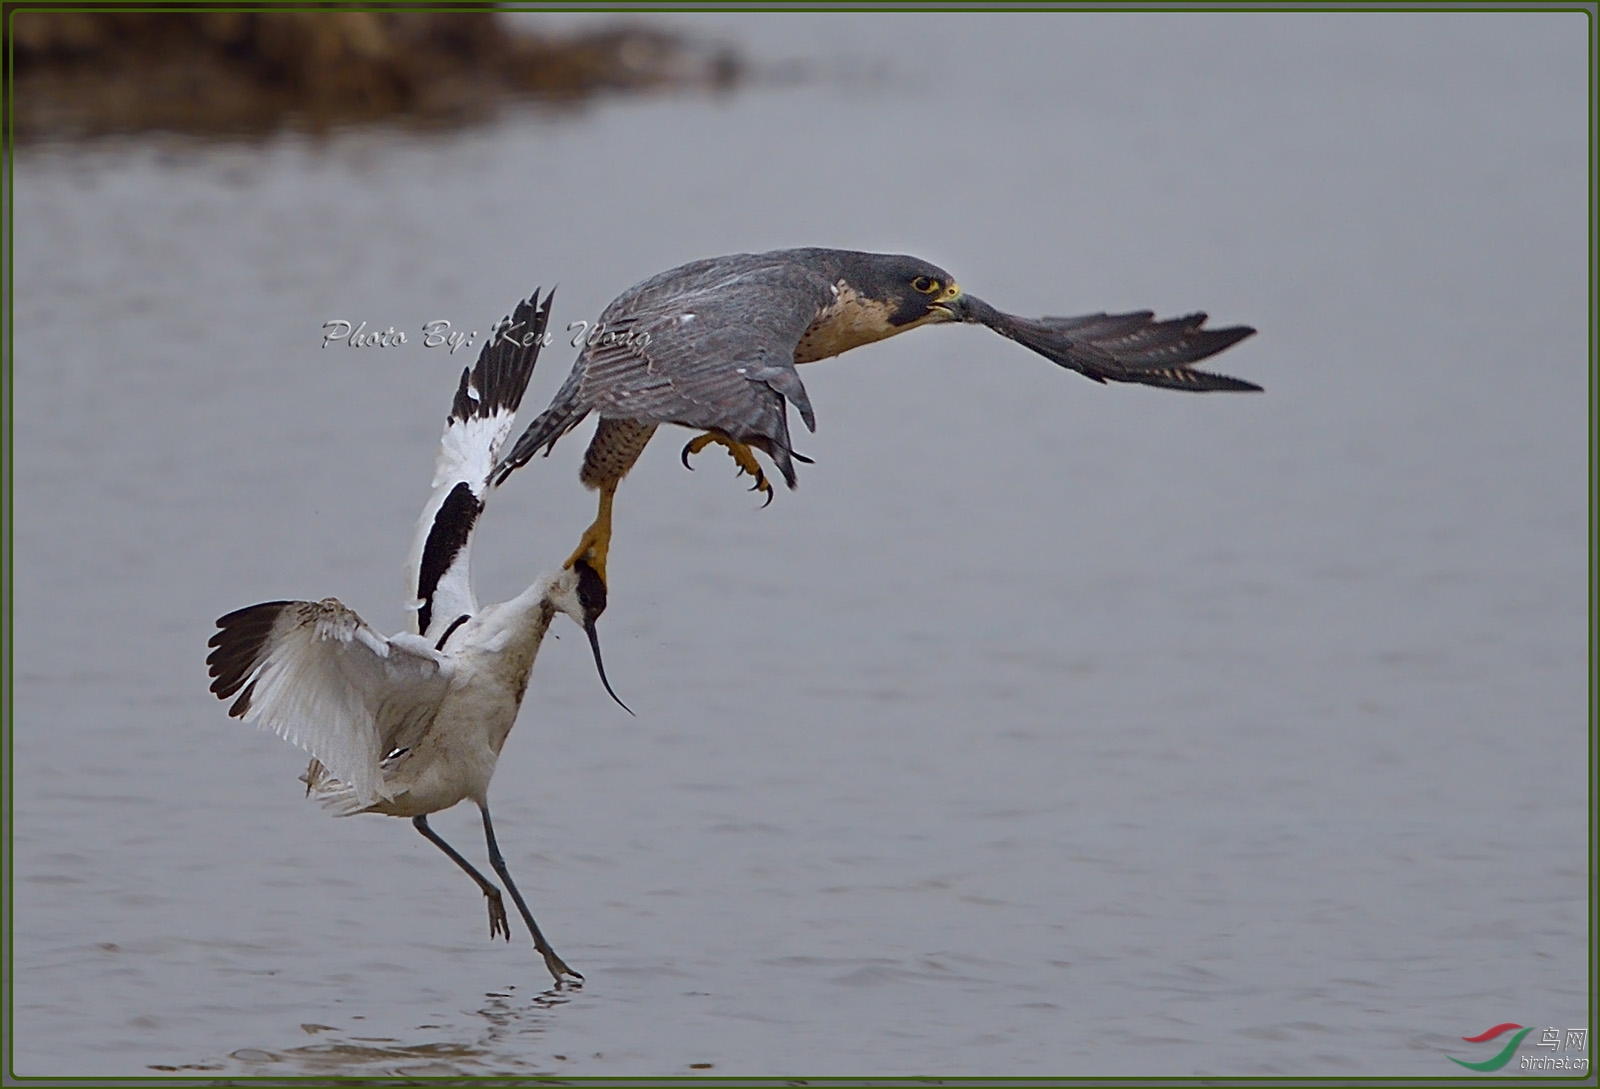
(563, 513), (612, 587)
(681, 432), (774, 508)
(566, 521), (608, 582)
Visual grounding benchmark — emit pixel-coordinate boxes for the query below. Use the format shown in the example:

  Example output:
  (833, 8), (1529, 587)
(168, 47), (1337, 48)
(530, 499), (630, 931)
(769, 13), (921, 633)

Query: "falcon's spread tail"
(962, 297), (1261, 392)
(489, 364), (590, 488)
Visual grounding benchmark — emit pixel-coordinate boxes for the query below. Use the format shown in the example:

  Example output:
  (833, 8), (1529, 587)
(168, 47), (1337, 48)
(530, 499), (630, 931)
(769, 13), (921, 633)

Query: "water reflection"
(207, 985), (576, 1077)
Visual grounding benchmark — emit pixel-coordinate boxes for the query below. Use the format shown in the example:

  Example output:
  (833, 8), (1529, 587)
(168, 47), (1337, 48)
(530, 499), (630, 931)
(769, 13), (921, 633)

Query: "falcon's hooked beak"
(933, 290), (1009, 330)
(928, 283), (970, 323)
(573, 559), (634, 716)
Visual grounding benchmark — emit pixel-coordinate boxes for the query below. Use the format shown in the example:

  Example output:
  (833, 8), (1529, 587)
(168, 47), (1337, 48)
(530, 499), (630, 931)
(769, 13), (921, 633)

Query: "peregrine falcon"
(491, 247), (1259, 605)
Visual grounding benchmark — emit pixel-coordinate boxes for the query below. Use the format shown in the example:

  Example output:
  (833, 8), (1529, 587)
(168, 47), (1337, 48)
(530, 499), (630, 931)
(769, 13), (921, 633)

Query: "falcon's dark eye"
(912, 276), (941, 294)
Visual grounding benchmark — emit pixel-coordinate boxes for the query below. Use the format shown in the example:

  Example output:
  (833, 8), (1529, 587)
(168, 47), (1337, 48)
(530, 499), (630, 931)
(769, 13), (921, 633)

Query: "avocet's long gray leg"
(413, 814), (510, 941)
(479, 805), (582, 987)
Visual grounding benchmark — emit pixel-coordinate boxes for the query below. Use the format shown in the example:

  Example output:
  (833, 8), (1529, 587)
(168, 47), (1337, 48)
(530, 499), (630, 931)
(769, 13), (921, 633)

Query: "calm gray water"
(9, 11), (1590, 1080)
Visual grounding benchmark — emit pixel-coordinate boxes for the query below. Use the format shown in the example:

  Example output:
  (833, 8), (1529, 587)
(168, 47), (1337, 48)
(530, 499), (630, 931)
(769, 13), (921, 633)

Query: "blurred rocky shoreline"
(7, 9), (743, 141)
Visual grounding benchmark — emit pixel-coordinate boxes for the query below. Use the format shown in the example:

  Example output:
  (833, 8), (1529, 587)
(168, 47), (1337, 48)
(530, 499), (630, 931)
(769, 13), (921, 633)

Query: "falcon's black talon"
(680, 440), (697, 471)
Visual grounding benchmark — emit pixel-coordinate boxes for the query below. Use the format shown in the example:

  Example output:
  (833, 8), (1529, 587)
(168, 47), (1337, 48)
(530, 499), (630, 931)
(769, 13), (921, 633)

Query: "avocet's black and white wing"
(206, 598), (451, 809)
(407, 290), (554, 643)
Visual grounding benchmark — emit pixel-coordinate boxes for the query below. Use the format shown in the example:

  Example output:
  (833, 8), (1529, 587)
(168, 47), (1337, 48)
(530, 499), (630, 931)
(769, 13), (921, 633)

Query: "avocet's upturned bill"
(207, 289), (620, 987)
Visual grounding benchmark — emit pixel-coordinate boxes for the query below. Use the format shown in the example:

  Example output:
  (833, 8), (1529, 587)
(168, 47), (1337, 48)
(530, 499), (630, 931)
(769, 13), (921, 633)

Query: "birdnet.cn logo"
(1448, 1023), (1588, 1073)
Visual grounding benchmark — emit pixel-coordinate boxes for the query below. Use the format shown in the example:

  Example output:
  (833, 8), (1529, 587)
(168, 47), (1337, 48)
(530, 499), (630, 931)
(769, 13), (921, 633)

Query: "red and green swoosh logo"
(1449, 1023), (1533, 1071)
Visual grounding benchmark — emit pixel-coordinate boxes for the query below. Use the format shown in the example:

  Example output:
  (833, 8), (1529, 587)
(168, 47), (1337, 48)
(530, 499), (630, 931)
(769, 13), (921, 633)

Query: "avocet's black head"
(572, 558), (633, 716)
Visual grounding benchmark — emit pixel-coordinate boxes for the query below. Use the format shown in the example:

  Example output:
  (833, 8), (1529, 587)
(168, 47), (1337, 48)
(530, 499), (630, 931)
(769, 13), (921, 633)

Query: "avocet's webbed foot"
(681, 432), (774, 507)
(539, 946), (584, 988)
(486, 886), (511, 942)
